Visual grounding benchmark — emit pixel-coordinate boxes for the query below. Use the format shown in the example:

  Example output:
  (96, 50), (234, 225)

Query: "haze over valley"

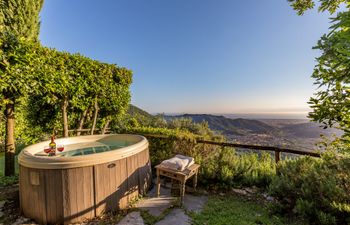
(163, 113), (342, 151)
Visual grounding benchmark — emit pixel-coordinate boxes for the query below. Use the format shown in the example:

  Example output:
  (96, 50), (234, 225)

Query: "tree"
(71, 57), (96, 136)
(309, 11), (350, 142)
(0, 0), (43, 40)
(0, 34), (41, 175)
(27, 49), (95, 137)
(25, 50), (133, 138)
(288, 0), (348, 15)
(0, 0), (43, 176)
(288, 0), (350, 144)
(98, 65), (132, 134)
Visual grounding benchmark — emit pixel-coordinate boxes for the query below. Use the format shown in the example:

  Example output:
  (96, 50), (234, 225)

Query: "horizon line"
(151, 112), (309, 115)
(149, 112), (310, 120)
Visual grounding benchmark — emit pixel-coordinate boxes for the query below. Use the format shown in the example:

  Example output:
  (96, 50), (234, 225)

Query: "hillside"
(126, 104), (155, 126)
(165, 114), (278, 136)
(128, 104), (153, 119)
(126, 108), (342, 149)
(163, 114), (343, 149)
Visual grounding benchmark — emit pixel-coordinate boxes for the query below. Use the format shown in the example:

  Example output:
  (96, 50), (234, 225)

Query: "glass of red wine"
(44, 146), (51, 154)
(57, 145), (64, 152)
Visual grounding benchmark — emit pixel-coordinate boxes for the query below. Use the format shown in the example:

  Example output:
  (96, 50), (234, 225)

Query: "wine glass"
(57, 145), (64, 152)
(44, 146), (50, 154)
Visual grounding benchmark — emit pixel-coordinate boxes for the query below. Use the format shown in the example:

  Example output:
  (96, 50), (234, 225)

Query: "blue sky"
(39, 0), (333, 116)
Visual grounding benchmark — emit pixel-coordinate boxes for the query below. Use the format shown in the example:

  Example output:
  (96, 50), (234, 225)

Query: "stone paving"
(117, 211), (145, 225)
(117, 184), (208, 225)
(136, 184), (176, 217)
(154, 208), (191, 225)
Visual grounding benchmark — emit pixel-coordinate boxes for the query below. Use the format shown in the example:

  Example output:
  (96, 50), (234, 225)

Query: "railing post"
(275, 151), (281, 164)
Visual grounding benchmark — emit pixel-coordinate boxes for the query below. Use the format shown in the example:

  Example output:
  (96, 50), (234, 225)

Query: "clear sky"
(39, 0), (333, 117)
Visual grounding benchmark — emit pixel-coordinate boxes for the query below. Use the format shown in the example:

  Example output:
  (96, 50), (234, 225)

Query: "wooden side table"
(155, 164), (200, 205)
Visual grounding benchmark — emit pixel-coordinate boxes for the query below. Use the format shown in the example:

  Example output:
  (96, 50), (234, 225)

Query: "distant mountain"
(165, 114), (278, 136)
(129, 109), (343, 149)
(163, 113), (343, 149)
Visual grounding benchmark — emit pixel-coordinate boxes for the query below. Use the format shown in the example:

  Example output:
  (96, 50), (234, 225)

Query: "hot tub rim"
(18, 134), (149, 169)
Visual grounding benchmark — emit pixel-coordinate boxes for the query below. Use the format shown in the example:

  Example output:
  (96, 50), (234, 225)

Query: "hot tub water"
(35, 140), (131, 157)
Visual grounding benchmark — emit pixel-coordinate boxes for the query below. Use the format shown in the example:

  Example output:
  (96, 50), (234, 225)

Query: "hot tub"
(18, 134), (151, 224)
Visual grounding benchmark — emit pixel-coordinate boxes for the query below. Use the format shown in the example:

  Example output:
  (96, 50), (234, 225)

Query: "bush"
(126, 126), (199, 166)
(269, 153), (350, 225)
(127, 127), (276, 189)
(201, 147), (275, 188)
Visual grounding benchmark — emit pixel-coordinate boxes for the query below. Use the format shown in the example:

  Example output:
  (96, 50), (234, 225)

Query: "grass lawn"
(191, 195), (303, 225)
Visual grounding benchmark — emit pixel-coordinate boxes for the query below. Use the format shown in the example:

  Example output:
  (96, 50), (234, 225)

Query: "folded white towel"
(160, 154), (195, 171)
(175, 154), (194, 167)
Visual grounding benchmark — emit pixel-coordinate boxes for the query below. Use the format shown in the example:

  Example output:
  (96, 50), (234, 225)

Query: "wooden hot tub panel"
(19, 148), (151, 224)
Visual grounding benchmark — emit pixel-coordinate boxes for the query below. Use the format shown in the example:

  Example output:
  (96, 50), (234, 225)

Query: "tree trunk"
(76, 108), (88, 136)
(91, 98), (99, 135)
(4, 101), (15, 176)
(101, 119), (110, 135)
(86, 108), (92, 124)
(62, 96), (69, 137)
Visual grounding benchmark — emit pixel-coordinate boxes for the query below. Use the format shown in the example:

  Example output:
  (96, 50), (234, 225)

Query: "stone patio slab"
(136, 185), (177, 217)
(117, 211), (144, 225)
(154, 208), (191, 225)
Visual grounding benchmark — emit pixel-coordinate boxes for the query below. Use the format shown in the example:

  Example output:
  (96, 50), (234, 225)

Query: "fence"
(140, 133), (321, 164)
(65, 130), (321, 164)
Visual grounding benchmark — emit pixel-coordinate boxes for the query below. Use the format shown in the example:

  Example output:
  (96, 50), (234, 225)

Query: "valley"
(165, 114), (342, 151)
